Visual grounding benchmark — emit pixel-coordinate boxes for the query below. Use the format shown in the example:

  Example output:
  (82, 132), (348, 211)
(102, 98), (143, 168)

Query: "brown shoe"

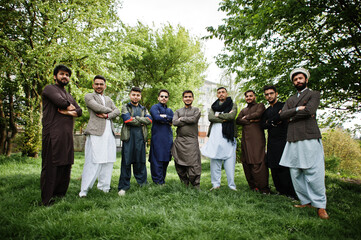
(317, 208), (329, 220)
(294, 203), (314, 208)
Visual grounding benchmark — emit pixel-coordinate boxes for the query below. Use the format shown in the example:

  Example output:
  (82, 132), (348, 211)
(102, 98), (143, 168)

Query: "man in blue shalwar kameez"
(118, 87), (152, 196)
(149, 89), (174, 185)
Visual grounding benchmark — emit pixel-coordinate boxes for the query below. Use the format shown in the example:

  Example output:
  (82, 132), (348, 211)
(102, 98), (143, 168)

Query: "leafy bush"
(322, 128), (361, 177)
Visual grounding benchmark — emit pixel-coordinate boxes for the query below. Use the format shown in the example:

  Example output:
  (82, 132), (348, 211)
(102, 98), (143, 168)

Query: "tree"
(207, 0), (361, 120)
(121, 23), (208, 111)
(0, 0), (134, 156)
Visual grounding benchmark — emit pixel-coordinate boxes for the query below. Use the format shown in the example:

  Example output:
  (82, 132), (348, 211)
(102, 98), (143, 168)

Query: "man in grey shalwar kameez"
(279, 68), (329, 219)
(79, 75), (120, 197)
(172, 90), (201, 188)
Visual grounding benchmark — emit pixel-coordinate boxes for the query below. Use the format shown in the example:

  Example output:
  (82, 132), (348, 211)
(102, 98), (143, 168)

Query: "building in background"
(198, 80), (219, 146)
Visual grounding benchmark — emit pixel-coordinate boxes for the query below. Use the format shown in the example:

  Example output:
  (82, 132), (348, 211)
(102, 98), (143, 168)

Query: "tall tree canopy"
(207, 0), (361, 118)
(121, 23), (208, 111)
(0, 0), (135, 156)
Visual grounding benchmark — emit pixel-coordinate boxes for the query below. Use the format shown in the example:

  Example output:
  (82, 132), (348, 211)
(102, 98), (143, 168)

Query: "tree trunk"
(0, 97), (7, 155)
(5, 93), (18, 156)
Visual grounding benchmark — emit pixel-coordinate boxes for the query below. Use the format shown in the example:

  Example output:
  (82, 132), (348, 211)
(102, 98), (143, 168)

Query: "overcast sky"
(118, 0), (227, 83)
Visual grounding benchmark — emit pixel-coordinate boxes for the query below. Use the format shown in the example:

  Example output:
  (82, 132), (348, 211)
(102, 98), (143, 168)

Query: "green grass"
(1, 152), (361, 240)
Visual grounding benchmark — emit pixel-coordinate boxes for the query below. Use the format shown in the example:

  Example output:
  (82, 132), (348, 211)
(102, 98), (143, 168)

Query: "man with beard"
(171, 90), (201, 188)
(118, 87), (152, 196)
(79, 75), (120, 197)
(236, 90), (270, 194)
(261, 85), (296, 198)
(279, 68), (329, 219)
(41, 64), (82, 206)
(149, 89), (173, 185)
(201, 87), (237, 191)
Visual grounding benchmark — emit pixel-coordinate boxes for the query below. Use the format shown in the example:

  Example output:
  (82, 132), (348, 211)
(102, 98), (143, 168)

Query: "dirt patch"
(341, 178), (361, 185)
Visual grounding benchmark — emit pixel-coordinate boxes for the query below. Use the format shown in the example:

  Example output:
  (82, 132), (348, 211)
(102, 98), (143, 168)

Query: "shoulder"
(85, 92), (95, 98)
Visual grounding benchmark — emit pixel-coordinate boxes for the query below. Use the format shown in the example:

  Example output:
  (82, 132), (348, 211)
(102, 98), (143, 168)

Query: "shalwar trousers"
(210, 155), (236, 190)
(41, 160), (71, 205)
(150, 160), (169, 185)
(290, 160), (327, 208)
(118, 160), (147, 191)
(271, 167), (297, 198)
(242, 161), (270, 193)
(79, 161), (114, 196)
(175, 162), (201, 188)
(41, 136), (72, 205)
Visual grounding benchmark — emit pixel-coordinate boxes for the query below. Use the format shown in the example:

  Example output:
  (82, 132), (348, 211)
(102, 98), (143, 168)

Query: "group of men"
(40, 65), (328, 219)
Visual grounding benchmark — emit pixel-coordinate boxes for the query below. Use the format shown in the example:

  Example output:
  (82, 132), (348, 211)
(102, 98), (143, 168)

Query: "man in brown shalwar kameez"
(41, 65), (82, 206)
(236, 90), (270, 194)
(171, 90), (201, 188)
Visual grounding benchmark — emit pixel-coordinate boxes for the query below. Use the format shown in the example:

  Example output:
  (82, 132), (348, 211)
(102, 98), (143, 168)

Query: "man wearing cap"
(279, 68), (329, 219)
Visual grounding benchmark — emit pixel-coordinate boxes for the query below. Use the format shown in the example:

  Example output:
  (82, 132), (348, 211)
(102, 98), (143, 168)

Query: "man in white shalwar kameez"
(201, 87), (238, 191)
(279, 68), (329, 219)
(79, 75), (120, 197)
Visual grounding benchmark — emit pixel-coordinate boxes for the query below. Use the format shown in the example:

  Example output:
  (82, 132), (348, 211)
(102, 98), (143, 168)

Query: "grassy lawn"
(0, 152), (360, 240)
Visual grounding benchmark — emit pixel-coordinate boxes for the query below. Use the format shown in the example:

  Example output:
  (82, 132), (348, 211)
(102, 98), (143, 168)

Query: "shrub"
(322, 128), (361, 177)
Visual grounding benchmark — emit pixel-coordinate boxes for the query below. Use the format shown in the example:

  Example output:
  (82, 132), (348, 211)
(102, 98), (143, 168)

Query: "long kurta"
(171, 106), (201, 167)
(236, 102), (266, 165)
(41, 84), (82, 205)
(149, 103), (173, 163)
(237, 101), (269, 193)
(118, 103), (152, 191)
(261, 101), (287, 168)
(149, 103), (173, 184)
(261, 101), (296, 197)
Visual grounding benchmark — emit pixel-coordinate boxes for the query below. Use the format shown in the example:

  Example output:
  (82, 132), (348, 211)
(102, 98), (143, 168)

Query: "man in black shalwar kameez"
(261, 85), (296, 198)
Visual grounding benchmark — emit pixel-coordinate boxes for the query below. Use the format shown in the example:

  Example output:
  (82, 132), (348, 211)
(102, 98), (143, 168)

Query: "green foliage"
(322, 128), (361, 177)
(0, 153), (361, 239)
(0, 0), (136, 156)
(325, 155), (341, 172)
(207, 0), (361, 120)
(18, 110), (42, 157)
(122, 23), (208, 111)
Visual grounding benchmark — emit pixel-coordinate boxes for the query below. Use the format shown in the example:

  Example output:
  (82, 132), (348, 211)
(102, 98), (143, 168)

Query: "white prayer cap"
(290, 68), (310, 81)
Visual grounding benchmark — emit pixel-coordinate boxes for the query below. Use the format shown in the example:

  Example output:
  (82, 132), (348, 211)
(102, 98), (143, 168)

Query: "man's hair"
(244, 90), (255, 96)
(291, 72), (308, 81)
(130, 87), (142, 93)
(93, 75), (106, 82)
(53, 64), (72, 77)
(217, 87), (227, 92)
(158, 89), (170, 97)
(263, 85), (277, 93)
(182, 90), (194, 97)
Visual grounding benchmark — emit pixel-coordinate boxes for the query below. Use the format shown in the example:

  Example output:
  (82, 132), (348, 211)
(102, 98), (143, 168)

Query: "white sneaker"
(118, 189), (126, 196)
(79, 192), (87, 198)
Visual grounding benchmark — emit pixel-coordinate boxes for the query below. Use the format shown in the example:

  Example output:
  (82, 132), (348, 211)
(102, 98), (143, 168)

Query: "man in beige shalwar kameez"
(171, 90), (201, 188)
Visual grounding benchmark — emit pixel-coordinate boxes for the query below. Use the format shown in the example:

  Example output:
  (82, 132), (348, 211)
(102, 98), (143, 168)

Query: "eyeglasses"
(160, 95), (169, 98)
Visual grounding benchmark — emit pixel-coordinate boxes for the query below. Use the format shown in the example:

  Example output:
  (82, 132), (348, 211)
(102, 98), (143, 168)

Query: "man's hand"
(67, 104), (76, 111)
(96, 113), (108, 119)
(58, 109), (77, 117)
(298, 106), (306, 111)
